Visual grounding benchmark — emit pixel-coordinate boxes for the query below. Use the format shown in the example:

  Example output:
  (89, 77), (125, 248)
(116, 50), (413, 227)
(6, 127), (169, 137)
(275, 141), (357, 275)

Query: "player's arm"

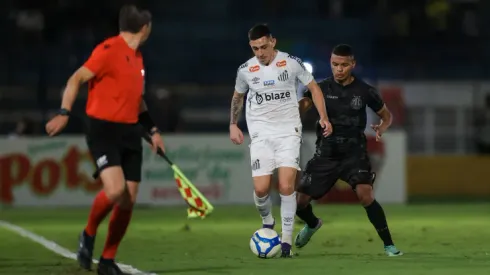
(61, 45), (110, 111)
(375, 105), (393, 132)
(230, 91), (246, 125)
(289, 55), (329, 121)
(305, 80), (329, 121)
(297, 85), (313, 118)
(298, 97), (313, 115)
(368, 87), (392, 132)
(230, 68), (248, 126)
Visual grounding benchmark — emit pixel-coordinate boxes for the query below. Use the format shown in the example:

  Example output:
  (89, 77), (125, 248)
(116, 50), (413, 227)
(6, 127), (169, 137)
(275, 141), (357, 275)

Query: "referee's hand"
(45, 115), (69, 136)
(150, 132), (165, 153)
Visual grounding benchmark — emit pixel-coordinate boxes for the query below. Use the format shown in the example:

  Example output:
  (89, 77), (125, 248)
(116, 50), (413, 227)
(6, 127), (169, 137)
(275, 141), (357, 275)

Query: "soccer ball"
(249, 228), (281, 259)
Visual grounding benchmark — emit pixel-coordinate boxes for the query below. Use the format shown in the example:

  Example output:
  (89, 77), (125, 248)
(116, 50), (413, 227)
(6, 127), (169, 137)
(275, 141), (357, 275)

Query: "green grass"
(1, 204), (490, 275)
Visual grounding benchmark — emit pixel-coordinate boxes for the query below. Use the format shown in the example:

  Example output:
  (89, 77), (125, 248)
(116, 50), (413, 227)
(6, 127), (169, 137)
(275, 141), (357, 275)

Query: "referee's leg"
(97, 145), (142, 274)
(78, 146), (126, 270)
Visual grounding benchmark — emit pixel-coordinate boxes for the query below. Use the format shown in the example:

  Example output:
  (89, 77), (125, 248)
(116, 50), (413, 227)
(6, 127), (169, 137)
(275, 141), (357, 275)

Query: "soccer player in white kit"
(229, 24), (332, 257)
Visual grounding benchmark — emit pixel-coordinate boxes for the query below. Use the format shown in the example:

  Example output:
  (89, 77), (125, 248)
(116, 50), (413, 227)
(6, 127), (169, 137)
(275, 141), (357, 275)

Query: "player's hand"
(229, 124), (244, 145)
(319, 118), (333, 137)
(45, 115), (69, 136)
(371, 124), (384, 142)
(150, 132), (165, 153)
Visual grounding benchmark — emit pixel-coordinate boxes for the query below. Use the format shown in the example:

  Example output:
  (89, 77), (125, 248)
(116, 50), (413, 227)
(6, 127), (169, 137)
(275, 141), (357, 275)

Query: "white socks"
(253, 192), (274, 225)
(253, 191), (297, 245)
(280, 192), (297, 245)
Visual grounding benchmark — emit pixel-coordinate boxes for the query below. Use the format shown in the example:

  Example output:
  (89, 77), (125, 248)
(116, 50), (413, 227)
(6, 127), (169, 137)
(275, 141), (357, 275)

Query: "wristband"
(150, 127), (161, 136)
(138, 111), (156, 133)
(58, 108), (71, 116)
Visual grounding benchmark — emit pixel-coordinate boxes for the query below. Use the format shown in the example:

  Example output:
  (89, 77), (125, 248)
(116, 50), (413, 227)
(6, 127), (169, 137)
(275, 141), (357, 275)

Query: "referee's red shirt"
(84, 36), (145, 123)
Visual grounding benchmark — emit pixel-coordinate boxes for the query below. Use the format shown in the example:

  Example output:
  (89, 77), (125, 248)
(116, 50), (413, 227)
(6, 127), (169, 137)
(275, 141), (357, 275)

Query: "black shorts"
(297, 148), (374, 200)
(86, 117), (143, 182)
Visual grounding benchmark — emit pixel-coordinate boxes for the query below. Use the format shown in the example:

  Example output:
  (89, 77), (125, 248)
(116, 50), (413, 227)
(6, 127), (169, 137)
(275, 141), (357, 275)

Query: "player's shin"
(363, 199), (394, 246)
(253, 175), (274, 227)
(296, 201), (320, 229)
(253, 191), (274, 227)
(279, 191), (296, 245)
(278, 167), (298, 246)
(356, 184), (395, 247)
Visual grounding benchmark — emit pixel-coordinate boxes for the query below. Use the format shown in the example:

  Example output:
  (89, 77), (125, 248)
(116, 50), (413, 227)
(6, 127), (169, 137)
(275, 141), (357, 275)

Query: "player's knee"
(355, 184), (374, 206)
(277, 167), (297, 194)
(296, 192), (311, 209)
(253, 175), (271, 197)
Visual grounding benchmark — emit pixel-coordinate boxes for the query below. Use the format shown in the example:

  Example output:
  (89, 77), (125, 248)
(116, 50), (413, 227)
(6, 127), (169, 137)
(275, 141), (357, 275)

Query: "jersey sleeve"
(234, 68), (249, 94)
(366, 87), (385, 113)
(288, 55), (313, 86)
(83, 44), (111, 76)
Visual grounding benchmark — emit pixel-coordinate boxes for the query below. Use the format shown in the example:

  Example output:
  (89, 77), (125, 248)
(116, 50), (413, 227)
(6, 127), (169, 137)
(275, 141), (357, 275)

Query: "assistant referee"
(45, 5), (164, 275)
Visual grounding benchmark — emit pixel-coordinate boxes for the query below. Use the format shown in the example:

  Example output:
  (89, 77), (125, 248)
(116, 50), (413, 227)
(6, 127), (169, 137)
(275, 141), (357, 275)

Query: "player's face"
(249, 36), (276, 65)
(330, 54), (355, 82)
(139, 23), (152, 44)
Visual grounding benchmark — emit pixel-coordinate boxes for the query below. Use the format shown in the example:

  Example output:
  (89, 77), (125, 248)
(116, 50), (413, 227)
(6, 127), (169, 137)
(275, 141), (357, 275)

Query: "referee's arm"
(61, 67), (95, 111)
(138, 100), (159, 134)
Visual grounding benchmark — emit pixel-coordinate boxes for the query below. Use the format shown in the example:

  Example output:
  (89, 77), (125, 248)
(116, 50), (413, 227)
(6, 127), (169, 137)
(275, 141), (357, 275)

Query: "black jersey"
(304, 76), (384, 155)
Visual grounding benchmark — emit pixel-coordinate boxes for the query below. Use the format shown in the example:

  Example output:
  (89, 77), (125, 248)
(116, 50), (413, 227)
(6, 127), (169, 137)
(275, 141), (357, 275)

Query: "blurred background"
(1, 0), (489, 208)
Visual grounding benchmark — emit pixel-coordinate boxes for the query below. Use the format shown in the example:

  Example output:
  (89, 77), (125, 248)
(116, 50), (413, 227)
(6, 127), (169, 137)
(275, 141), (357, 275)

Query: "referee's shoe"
(77, 230), (94, 270)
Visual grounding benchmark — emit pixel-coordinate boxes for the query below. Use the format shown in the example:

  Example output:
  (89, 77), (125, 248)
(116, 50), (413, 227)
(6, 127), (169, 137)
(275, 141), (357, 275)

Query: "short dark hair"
(119, 5), (152, 33)
(248, 24), (272, 41)
(332, 44), (354, 57)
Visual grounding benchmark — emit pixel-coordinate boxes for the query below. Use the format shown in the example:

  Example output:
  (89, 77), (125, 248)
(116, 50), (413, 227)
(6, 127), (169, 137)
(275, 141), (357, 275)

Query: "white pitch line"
(0, 220), (157, 275)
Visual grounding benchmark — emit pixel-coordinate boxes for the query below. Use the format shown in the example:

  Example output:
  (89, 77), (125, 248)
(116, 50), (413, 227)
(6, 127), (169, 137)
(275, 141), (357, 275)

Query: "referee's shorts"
(86, 117), (143, 182)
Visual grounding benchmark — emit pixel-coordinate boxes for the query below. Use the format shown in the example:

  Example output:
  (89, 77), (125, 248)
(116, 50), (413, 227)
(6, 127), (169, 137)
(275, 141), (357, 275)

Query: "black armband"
(138, 111), (156, 133)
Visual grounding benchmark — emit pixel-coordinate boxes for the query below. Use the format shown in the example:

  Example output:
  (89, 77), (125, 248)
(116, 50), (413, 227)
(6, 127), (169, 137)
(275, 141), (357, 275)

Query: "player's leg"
(98, 141), (142, 275)
(250, 140), (275, 228)
(78, 141), (124, 270)
(274, 135), (303, 256)
(294, 157), (339, 248)
(341, 152), (403, 256)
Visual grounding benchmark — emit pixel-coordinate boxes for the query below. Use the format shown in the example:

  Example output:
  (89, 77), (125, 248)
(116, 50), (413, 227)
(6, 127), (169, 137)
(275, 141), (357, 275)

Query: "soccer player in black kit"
(294, 44), (403, 256)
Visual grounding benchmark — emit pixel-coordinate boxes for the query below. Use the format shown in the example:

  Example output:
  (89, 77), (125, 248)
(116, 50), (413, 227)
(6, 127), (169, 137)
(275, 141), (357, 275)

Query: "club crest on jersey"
(351, 95), (363, 110)
(278, 70), (289, 82)
(249, 65), (260, 72)
(263, 80), (275, 86)
(252, 77), (260, 84)
(276, 60), (287, 67)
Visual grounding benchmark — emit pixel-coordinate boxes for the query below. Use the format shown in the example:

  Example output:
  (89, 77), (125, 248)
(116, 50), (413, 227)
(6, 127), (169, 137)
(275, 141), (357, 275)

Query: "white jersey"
(234, 51), (314, 141)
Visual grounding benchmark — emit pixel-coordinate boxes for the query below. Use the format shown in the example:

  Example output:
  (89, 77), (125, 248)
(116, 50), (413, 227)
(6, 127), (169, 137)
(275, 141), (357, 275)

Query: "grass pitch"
(1, 203), (489, 275)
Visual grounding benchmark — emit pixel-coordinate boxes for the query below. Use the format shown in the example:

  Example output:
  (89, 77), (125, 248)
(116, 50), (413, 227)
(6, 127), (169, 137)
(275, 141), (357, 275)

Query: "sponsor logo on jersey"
(263, 80), (275, 86)
(239, 62), (248, 71)
(276, 60), (287, 67)
(288, 54), (306, 70)
(252, 77), (260, 84)
(278, 70), (289, 81)
(256, 91), (291, 104)
(249, 65), (260, 72)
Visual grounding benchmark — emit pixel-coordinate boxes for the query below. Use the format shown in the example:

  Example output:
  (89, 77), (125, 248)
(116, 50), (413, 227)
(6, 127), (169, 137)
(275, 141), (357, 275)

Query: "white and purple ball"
(249, 228), (281, 259)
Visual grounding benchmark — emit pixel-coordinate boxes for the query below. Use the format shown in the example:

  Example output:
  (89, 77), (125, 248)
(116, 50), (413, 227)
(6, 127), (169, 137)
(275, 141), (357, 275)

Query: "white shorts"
(249, 135), (302, 177)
